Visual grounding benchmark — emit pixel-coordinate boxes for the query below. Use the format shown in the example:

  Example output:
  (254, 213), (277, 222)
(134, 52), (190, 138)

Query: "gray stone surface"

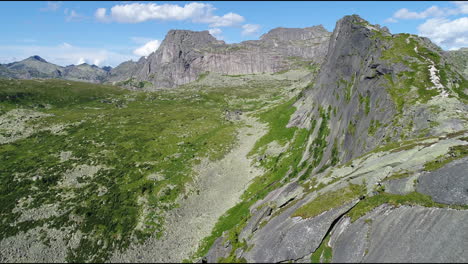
(130, 26), (331, 89)
(329, 216), (369, 263)
(206, 236), (232, 263)
(288, 15), (403, 173)
(383, 173), (419, 195)
(331, 204), (468, 263)
(238, 205), (272, 241)
(416, 157), (468, 205)
(384, 177), (412, 195)
(287, 14), (465, 177)
(243, 200), (358, 263)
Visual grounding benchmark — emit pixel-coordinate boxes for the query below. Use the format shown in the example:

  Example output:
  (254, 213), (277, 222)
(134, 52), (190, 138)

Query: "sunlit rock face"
(133, 26), (331, 88)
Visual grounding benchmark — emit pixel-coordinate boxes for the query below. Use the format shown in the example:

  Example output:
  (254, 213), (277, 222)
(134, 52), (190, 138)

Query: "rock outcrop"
(202, 14), (468, 263)
(330, 205), (468, 263)
(129, 26), (331, 88)
(446, 47), (468, 79)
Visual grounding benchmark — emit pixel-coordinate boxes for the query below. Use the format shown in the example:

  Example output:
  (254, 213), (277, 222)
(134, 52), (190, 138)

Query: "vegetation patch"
(346, 191), (468, 223)
(423, 144), (468, 171)
(358, 93), (371, 115)
(292, 183), (366, 219)
(385, 170), (411, 181)
(307, 106), (331, 170)
(310, 233), (333, 263)
(368, 119), (382, 136)
(330, 141), (340, 167)
(196, 71), (209, 82)
(0, 78), (293, 262)
(249, 98), (297, 156)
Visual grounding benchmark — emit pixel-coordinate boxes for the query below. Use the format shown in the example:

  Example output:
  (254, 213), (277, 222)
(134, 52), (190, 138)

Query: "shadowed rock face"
(288, 15), (405, 170)
(132, 26), (331, 88)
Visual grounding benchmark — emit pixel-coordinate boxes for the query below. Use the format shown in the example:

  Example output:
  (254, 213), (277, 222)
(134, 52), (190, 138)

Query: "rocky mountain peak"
(28, 55), (48, 63)
(102, 66), (112, 72)
(260, 25), (330, 41)
(162, 29), (222, 48)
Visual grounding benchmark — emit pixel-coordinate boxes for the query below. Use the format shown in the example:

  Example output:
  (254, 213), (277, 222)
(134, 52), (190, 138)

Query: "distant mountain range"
(0, 55), (111, 83)
(1, 26), (467, 90)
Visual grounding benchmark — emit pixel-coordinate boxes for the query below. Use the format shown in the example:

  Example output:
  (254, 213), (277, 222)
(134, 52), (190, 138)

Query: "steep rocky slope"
(128, 25), (330, 88)
(200, 15), (468, 263)
(446, 47), (468, 79)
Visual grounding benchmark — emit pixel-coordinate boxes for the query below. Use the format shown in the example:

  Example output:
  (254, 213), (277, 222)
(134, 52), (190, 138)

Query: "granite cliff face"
(202, 15), (468, 263)
(131, 26), (331, 88)
(289, 15), (465, 171)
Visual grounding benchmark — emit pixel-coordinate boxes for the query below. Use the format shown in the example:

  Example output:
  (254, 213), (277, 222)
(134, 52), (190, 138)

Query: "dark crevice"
(278, 197), (295, 209)
(282, 199), (362, 263)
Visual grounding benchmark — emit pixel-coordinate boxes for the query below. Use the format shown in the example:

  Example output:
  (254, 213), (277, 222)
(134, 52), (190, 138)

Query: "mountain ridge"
(1, 23), (466, 91)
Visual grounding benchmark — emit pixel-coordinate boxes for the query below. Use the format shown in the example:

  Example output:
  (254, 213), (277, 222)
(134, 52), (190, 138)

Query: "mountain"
(0, 26), (331, 89)
(446, 47), (468, 79)
(61, 63), (109, 83)
(106, 56), (147, 85)
(130, 25), (331, 88)
(200, 14), (468, 263)
(0, 14), (467, 264)
(0, 56), (110, 83)
(3, 55), (63, 79)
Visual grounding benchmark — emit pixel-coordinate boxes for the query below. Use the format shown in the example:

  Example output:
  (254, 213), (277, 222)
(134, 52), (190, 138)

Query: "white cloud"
(241, 24), (261, 36)
(40, 1), (62, 12)
(77, 57), (86, 64)
(384, 17), (398, 23)
(453, 1), (468, 13)
(0, 43), (137, 67)
(208, 28), (223, 40)
(94, 2), (244, 27)
(95, 8), (108, 22)
(131, 37), (154, 44)
(133, 40), (161, 57)
(65, 9), (84, 22)
(205, 13), (245, 27)
(60, 42), (72, 49)
(418, 17), (468, 50)
(394, 6), (445, 19)
(387, 2), (468, 22)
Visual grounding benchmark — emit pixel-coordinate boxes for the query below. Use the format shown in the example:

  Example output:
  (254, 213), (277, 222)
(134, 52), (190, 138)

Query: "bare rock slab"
(331, 204), (468, 263)
(416, 157), (468, 206)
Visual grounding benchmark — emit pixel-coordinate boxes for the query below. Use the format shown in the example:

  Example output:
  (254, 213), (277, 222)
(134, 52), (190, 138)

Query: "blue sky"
(0, 1), (467, 67)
